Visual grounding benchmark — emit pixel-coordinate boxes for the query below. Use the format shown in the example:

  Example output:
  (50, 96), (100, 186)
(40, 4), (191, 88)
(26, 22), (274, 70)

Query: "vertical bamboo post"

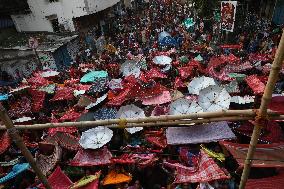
(239, 29), (284, 189)
(0, 104), (51, 189)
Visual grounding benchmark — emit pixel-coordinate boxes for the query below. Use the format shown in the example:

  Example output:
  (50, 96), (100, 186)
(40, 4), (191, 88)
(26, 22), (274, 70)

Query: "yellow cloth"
(105, 44), (117, 53)
(102, 170), (132, 185)
(201, 145), (225, 162)
(70, 172), (100, 189)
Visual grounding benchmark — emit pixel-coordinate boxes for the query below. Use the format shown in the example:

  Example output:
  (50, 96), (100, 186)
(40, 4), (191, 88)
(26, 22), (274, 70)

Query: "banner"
(221, 1), (237, 32)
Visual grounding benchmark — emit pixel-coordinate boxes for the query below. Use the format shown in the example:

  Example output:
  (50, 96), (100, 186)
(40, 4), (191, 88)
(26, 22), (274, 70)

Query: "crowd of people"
(0, 0), (284, 189)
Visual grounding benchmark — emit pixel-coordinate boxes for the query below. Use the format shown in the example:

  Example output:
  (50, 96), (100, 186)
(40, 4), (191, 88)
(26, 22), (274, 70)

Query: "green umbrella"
(183, 18), (195, 29)
(179, 56), (189, 64)
(228, 73), (247, 81)
(194, 55), (203, 62)
(80, 71), (108, 83)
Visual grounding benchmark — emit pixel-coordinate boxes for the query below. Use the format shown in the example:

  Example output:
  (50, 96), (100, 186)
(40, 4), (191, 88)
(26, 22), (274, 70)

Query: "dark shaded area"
(0, 0), (30, 15)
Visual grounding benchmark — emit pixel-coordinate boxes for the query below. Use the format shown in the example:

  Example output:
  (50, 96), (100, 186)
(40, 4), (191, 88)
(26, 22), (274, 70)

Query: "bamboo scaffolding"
(0, 111), (283, 130)
(0, 104), (51, 189)
(239, 29), (284, 189)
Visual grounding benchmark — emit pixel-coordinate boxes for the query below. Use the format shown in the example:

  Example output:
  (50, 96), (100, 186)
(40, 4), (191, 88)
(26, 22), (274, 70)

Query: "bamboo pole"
(0, 104), (51, 189)
(239, 29), (284, 189)
(0, 113), (283, 130)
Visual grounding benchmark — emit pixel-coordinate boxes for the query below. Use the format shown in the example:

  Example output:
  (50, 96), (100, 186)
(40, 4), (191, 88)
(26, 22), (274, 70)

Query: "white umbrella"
(120, 60), (141, 78)
(86, 93), (108, 110)
(108, 78), (123, 90)
(198, 86), (231, 112)
(153, 55), (172, 65)
(230, 96), (255, 104)
(13, 116), (34, 123)
(79, 126), (113, 149)
(169, 98), (203, 115)
(188, 76), (216, 95)
(40, 70), (60, 78)
(116, 104), (145, 134)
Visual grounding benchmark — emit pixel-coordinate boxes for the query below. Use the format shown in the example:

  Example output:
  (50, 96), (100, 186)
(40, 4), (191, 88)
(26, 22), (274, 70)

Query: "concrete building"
(10, 0), (120, 32)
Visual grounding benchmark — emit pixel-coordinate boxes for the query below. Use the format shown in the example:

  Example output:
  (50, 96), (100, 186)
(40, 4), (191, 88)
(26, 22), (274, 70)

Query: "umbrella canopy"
(169, 98), (203, 115)
(227, 73), (247, 81)
(188, 76), (216, 95)
(79, 127), (113, 149)
(153, 55), (172, 65)
(38, 84), (56, 94)
(93, 107), (117, 120)
(231, 96), (255, 104)
(194, 55), (203, 62)
(183, 18), (195, 29)
(120, 60), (141, 78)
(159, 36), (177, 46)
(142, 91), (172, 105)
(85, 94), (108, 109)
(117, 104), (145, 134)
(198, 86), (231, 112)
(80, 71), (108, 83)
(158, 31), (171, 42)
(86, 78), (108, 94)
(0, 163), (30, 184)
(108, 79), (123, 90)
(40, 70), (60, 78)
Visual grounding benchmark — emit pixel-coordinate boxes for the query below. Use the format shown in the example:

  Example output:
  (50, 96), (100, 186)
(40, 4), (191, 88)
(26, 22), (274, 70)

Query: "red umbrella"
(29, 89), (46, 112)
(268, 96), (284, 113)
(51, 87), (74, 101)
(28, 76), (49, 87)
(145, 68), (167, 79)
(245, 75), (265, 94)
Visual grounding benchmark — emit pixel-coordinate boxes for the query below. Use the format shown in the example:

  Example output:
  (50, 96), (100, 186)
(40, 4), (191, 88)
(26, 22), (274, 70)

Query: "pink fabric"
(70, 147), (112, 167)
(174, 150), (230, 183)
(245, 75), (265, 94)
(142, 91), (171, 105)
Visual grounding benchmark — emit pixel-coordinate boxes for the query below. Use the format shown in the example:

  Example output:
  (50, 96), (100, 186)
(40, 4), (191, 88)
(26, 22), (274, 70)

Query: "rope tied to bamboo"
(118, 118), (127, 129)
(253, 109), (268, 129)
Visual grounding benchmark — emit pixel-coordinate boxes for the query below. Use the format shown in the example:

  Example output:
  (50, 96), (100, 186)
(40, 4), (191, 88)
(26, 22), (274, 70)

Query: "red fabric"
(178, 67), (194, 79)
(220, 141), (284, 168)
(235, 121), (284, 143)
(38, 167), (73, 189)
(45, 132), (80, 151)
(28, 76), (49, 87)
(127, 83), (166, 100)
(59, 109), (85, 122)
(268, 96), (284, 113)
(111, 154), (136, 164)
(48, 115), (77, 136)
(174, 150), (230, 183)
(220, 44), (242, 49)
(245, 170), (284, 189)
(70, 147), (112, 167)
(245, 75), (265, 94)
(132, 153), (158, 169)
(0, 132), (11, 155)
(208, 57), (226, 68)
(64, 79), (80, 86)
(107, 88), (130, 106)
(51, 87), (74, 101)
(145, 131), (167, 149)
(220, 54), (240, 63)
(145, 68), (167, 79)
(29, 89), (46, 112)
(249, 53), (271, 62)
(174, 77), (186, 89)
(8, 97), (32, 118)
(207, 66), (234, 81)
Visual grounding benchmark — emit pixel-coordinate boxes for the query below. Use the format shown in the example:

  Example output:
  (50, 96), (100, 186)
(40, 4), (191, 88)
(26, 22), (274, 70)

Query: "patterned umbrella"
(79, 127), (113, 149)
(120, 60), (141, 78)
(169, 98), (203, 115)
(153, 55), (172, 65)
(93, 107), (117, 120)
(86, 78), (108, 94)
(188, 76), (216, 95)
(116, 104), (145, 134)
(198, 86), (231, 112)
(40, 70), (60, 78)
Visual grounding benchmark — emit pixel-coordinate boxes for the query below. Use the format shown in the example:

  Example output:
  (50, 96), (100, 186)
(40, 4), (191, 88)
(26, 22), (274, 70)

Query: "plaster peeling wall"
(38, 51), (57, 70)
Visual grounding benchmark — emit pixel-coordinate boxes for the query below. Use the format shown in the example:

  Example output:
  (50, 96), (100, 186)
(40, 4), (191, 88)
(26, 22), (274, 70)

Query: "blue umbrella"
(93, 107), (117, 120)
(158, 31), (171, 42)
(80, 71), (108, 83)
(0, 163), (30, 184)
(159, 36), (177, 46)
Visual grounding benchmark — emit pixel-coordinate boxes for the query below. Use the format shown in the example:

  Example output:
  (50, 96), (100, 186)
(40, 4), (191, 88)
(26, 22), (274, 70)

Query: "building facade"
(10, 0), (120, 32)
